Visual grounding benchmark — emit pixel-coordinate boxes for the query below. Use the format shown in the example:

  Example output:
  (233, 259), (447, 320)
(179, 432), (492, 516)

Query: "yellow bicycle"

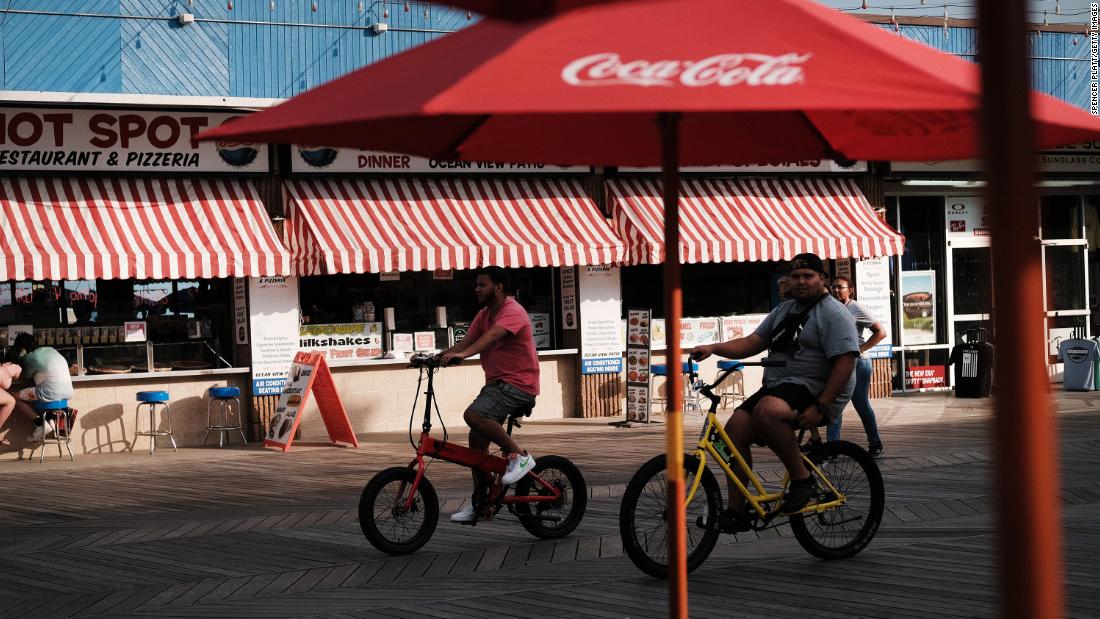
(619, 359), (885, 578)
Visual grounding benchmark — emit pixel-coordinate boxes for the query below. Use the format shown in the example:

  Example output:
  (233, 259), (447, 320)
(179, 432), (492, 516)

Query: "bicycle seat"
(717, 360), (746, 371)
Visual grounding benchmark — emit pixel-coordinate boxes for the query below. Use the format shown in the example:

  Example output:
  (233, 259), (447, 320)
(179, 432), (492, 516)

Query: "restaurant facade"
(0, 7), (1093, 458)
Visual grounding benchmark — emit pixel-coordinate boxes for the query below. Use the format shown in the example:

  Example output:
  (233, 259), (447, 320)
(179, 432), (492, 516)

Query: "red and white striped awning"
(285, 177), (624, 274)
(0, 177), (291, 281)
(609, 177), (904, 264)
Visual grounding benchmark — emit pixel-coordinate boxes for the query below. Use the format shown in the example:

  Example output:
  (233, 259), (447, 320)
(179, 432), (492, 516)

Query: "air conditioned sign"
(0, 107), (268, 172)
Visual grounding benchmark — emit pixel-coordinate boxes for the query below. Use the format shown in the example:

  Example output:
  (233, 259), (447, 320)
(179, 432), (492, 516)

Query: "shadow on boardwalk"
(0, 393), (1097, 617)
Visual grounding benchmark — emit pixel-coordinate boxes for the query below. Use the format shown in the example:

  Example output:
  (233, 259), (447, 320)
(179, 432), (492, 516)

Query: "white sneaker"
(502, 451), (535, 485)
(449, 503), (478, 523)
(28, 420), (55, 442)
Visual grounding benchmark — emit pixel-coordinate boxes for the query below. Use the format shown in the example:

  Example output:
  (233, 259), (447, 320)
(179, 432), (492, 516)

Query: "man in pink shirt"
(440, 266), (539, 523)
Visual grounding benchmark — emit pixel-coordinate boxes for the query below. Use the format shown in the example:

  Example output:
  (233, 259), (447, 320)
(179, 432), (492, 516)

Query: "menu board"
(414, 331), (437, 351)
(298, 322), (383, 361)
(625, 309), (653, 423)
(264, 352), (358, 452)
(530, 312), (551, 349)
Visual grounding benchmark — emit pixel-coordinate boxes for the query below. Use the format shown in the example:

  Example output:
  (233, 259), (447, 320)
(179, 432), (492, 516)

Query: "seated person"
(691, 253), (858, 527)
(0, 362), (23, 446)
(7, 333), (75, 441)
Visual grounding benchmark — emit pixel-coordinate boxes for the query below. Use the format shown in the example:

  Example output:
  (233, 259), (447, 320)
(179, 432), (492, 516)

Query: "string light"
(227, 0), (233, 10)
(1056, 0), (1061, 16)
(943, 5), (948, 39)
(891, 7), (899, 32)
(269, 0), (275, 10)
(466, 10), (472, 20)
(383, 3), (390, 19)
(311, 0), (317, 11)
(358, 0), (364, 12)
(861, 0), (867, 9)
(1043, 10), (1048, 27)
(404, 1), (410, 12)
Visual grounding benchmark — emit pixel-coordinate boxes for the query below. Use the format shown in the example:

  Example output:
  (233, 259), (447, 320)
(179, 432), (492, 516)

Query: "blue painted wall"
(0, 3), (1090, 110)
(0, 0), (472, 98)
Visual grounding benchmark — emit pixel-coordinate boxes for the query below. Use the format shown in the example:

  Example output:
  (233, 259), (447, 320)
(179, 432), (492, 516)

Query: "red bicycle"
(358, 353), (588, 554)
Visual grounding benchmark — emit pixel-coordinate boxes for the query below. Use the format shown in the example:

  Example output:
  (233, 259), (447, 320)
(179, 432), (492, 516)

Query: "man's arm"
(440, 326), (510, 365)
(860, 322), (886, 354)
(691, 333), (769, 361)
(796, 352), (857, 429)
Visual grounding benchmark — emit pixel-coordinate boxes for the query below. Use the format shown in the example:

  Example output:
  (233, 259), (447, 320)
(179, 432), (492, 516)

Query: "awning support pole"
(977, 1), (1064, 617)
(659, 111), (687, 619)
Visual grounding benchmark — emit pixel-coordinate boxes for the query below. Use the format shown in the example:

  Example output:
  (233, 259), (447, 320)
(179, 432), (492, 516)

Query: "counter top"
(328, 348), (579, 368)
(72, 366), (250, 383)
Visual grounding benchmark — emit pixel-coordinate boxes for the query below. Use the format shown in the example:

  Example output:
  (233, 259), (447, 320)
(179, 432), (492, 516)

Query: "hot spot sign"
(0, 107), (268, 172)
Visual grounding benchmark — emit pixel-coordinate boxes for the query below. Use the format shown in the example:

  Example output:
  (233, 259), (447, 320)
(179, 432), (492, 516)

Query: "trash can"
(1094, 337), (1100, 391)
(949, 337), (994, 398)
(1058, 337), (1099, 392)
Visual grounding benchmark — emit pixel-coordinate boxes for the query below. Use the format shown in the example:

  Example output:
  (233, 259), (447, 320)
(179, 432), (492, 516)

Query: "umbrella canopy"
(202, 0), (1100, 163)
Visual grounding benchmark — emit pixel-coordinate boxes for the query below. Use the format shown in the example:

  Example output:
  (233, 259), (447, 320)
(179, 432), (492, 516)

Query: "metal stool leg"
(130, 404), (142, 453)
(148, 404), (157, 455)
(203, 397), (214, 446)
(164, 403), (177, 452)
(235, 399), (247, 446)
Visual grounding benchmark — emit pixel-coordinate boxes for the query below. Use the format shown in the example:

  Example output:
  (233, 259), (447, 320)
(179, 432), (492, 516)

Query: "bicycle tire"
(359, 466), (439, 554)
(790, 440), (884, 560)
(619, 454), (723, 579)
(513, 455), (588, 539)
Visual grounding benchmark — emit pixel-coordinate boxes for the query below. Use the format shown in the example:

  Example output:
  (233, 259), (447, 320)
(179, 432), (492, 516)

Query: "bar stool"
(204, 386), (246, 448)
(650, 361), (701, 415)
(715, 360), (747, 410)
(29, 399), (77, 463)
(132, 391), (176, 455)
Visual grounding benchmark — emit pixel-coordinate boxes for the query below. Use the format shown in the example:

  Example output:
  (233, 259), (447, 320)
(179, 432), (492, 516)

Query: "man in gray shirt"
(692, 253), (858, 525)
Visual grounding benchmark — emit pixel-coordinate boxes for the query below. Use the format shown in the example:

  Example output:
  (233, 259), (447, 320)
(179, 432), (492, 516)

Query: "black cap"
(789, 253), (826, 275)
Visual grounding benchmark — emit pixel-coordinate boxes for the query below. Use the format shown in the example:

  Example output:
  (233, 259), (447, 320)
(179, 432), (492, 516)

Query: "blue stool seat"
(209, 386), (240, 399)
(651, 364), (667, 376)
(717, 360), (746, 371)
(682, 361), (699, 373)
(137, 391), (170, 403)
(34, 399), (69, 411)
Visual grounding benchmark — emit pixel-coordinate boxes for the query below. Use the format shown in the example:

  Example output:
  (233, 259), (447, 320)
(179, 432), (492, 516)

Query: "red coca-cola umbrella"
(203, 0), (1091, 614)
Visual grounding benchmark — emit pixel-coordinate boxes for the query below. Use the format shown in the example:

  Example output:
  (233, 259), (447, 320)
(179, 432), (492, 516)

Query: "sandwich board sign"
(264, 351), (359, 451)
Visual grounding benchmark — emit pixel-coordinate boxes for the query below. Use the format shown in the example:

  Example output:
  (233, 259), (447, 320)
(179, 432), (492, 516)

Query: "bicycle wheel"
(619, 454), (723, 579)
(513, 455), (588, 539)
(359, 466), (439, 554)
(790, 440), (884, 559)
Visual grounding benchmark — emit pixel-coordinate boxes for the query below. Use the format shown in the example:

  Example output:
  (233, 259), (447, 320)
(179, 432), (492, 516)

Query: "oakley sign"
(561, 53), (810, 87)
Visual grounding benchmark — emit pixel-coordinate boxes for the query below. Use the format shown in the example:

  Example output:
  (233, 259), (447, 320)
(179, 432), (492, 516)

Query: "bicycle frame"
(400, 357), (562, 514)
(684, 365), (847, 521)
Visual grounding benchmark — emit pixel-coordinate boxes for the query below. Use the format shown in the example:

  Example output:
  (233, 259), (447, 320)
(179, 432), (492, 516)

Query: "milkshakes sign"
(561, 53), (811, 87)
(0, 107), (268, 172)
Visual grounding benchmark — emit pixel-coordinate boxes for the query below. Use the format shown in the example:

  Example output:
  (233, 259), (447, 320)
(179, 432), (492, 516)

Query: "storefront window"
(898, 196), (947, 345)
(952, 247), (992, 316)
(2, 277), (237, 374)
(1044, 245), (1087, 311)
(1040, 195), (1083, 240)
(621, 262), (780, 319)
(298, 267), (558, 352)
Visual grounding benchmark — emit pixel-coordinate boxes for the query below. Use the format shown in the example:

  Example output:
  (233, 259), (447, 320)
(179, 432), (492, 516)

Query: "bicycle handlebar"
(687, 358), (787, 408)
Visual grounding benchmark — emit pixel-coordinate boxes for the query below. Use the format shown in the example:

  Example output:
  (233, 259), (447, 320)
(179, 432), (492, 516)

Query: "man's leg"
(825, 410), (843, 442)
(722, 408), (756, 512)
(466, 414), (492, 489)
(463, 409), (522, 455)
(13, 399), (38, 422)
(0, 392), (14, 444)
(852, 358), (882, 448)
(750, 396), (808, 481)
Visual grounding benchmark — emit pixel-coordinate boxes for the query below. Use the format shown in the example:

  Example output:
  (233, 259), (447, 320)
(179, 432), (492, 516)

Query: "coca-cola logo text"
(561, 53), (811, 88)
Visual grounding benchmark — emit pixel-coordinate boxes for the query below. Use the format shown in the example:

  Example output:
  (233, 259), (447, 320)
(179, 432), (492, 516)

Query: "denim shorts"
(468, 380), (536, 422)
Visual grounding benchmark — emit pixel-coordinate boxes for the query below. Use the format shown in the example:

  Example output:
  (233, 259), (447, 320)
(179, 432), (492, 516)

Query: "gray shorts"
(468, 380), (536, 422)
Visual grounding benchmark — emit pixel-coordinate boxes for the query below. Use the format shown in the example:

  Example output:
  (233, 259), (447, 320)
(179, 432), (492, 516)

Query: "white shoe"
(449, 503), (478, 523)
(502, 451), (535, 485)
(29, 420), (55, 442)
